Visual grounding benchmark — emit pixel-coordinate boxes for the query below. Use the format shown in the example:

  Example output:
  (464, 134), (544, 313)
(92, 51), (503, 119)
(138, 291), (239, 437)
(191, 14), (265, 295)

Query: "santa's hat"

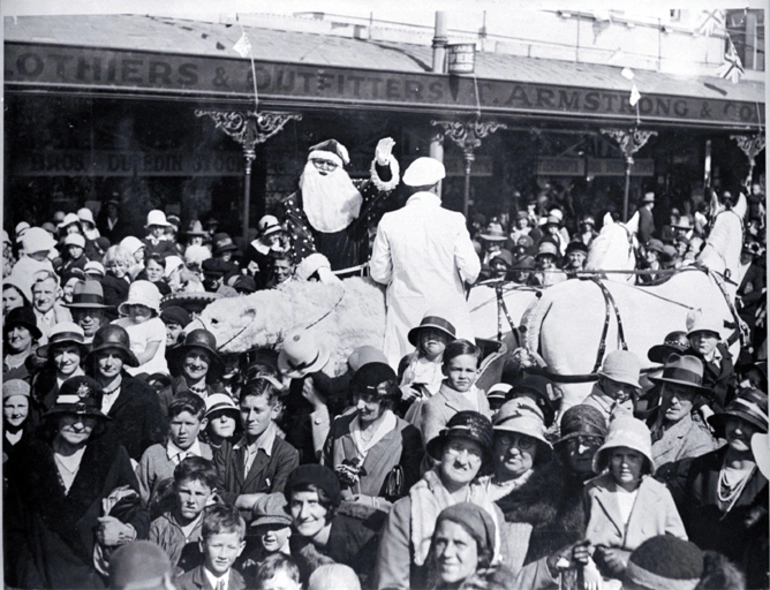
(308, 139), (350, 167)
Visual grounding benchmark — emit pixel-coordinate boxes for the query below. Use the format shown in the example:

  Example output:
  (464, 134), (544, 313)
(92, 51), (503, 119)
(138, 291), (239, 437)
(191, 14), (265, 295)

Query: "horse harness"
(584, 277), (629, 373)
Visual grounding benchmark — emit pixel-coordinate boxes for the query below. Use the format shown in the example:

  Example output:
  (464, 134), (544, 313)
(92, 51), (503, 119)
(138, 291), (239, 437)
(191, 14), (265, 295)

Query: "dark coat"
(100, 274), (130, 321)
(638, 206), (656, 244)
(290, 508), (384, 587)
(174, 564), (246, 590)
(214, 433), (299, 513)
(666, 446), (768, 589)
(495, 459), (587, 565)
(102, 372), (168, 461)
(737, 261), (765, 330)
(4, 432), (149, 589)
(274, 162), (395, 270)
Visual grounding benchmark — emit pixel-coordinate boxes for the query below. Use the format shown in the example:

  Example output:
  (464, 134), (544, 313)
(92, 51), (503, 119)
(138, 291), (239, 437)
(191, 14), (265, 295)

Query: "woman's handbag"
(383, 464), (405, 501)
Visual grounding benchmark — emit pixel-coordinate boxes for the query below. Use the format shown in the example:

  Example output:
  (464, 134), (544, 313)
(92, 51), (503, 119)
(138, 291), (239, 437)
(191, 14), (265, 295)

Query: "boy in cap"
(276, 137), (400, 272)
(583, 350), (642, 423)
(683, 308), (735, 416)
(370, 157), (480, 367)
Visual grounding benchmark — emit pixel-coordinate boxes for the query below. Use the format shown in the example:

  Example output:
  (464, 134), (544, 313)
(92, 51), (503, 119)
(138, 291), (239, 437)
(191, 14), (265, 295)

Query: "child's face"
(240, 394), (279, 440)
(169, 410), (205, 450)
(106, 260), (127, 278)
(443, 354), (478, 393)
(419, 328), (449, 361)
(4, 394), (29, 428)
(259, 570), (302, 590)
(145, 259), (165, 282)
(600, 377), (636, 403)
(208, 410), (238, 439)
(67, 245), (84, 259)
(150, 225), (165, 238)
(176, 478), (213, 522)
(609, 446), (644, 490)
(689, 331), (719, 357)
(255, 523), (292, 554)
(200, 531), (245, 577)
(126, 304), (153, 323)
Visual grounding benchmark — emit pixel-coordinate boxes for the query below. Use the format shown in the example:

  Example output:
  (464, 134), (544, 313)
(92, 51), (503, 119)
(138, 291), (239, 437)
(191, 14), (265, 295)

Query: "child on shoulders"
(113, 280), (168, 377)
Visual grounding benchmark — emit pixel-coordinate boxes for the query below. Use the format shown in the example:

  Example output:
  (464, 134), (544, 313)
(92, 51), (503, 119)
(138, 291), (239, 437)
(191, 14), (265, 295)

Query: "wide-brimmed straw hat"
(592, 415), (654, 474)
(169, 329), (225, 378)
(37, 322), (86, 358)
(44, 375), (109, 420)
(597, 350), (642, 389)
(407, 313), (457, 347)
(426, 410), (494, 468)
(708, 387), (768, 436)
(649, 354), (710, 391)
(85, 324), (139, 367)
(493, 397), (552, 458)
(277, 326), (330, 379)
(647, 331), (690, 363)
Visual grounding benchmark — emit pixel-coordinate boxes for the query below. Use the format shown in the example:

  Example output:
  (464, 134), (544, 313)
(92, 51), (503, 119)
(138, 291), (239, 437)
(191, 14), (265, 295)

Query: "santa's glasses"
(310, 158), (339, 172)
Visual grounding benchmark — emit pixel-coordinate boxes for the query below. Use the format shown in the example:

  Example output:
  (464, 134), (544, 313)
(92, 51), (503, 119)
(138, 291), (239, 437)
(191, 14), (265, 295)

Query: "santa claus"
(276, 137), (399, 272)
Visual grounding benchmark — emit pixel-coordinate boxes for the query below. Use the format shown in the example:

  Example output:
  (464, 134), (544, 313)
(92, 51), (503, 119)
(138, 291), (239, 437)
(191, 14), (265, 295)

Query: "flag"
(233, 31), (252, 58)
(629, 83), (641, 107)
(716, 39), (745, 84)
(695, 9), (725, 37)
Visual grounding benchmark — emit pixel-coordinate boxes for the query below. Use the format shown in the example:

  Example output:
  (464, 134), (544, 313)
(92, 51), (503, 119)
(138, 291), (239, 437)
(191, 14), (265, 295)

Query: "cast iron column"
(431, 118), (507, 217)
(600, 128), (657, 221)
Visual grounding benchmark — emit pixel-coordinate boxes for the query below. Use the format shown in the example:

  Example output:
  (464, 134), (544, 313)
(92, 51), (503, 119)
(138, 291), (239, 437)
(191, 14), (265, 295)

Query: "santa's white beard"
(299, 162), (363, 233)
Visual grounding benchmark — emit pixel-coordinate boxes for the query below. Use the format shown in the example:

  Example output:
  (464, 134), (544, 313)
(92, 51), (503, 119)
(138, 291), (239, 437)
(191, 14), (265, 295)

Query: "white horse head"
(697, 192), (746, 285)
(584, 212), (638, 281)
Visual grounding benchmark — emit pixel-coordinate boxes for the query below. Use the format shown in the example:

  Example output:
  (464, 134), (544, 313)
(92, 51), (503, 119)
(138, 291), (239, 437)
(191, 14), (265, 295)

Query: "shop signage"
(13, 149), (245, 176)
(537, 157), (654, 176)
(5, 42), (764, 128)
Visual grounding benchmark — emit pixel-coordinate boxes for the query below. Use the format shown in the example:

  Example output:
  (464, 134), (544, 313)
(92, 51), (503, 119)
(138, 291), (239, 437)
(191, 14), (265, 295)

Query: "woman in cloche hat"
(4, 375), (148, 589)
(376, 411), (504, 590)
(84, 324), (167, 462)
(672, 386), (769, 589)
(575, 416), (687, 587)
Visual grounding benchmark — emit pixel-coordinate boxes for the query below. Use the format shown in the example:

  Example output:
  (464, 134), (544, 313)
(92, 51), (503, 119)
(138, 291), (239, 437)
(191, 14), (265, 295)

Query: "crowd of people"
(1, 138), (768, 590)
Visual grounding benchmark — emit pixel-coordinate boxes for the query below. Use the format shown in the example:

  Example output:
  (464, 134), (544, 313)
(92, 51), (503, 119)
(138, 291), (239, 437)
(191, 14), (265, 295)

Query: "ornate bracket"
(600, 128), (658, 163)
(432, 119), (508, 156)
(730, 134), (766, 187)
(195, 110), (303, 167)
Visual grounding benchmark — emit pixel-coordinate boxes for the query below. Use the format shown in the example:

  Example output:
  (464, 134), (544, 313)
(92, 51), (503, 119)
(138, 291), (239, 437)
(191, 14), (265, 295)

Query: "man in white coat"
(370, 157), (481, 367)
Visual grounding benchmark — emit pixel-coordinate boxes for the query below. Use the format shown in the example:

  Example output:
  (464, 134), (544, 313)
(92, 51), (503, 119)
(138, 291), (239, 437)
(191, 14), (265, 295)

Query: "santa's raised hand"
(375, 137), (396, 166)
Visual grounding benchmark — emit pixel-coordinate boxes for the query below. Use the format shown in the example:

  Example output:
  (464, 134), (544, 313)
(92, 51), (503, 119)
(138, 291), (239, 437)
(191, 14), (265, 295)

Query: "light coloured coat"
(584, 472), (687, 551)
(419, 383), (491, 448)
(370, 191), (480, 367)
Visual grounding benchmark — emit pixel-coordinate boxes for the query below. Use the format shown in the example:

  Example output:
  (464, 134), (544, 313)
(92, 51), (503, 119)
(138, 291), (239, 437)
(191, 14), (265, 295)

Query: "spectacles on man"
(310, 158), (339, 172)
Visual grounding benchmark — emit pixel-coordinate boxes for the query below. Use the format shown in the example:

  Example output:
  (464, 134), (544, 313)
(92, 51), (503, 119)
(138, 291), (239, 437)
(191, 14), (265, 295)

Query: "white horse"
(468, 212), (639, 342)
(522, 194), (746, 413)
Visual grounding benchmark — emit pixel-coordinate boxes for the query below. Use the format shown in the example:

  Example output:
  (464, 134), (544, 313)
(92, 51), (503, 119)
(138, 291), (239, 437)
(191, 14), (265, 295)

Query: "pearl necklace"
(717, 464), (754, 512)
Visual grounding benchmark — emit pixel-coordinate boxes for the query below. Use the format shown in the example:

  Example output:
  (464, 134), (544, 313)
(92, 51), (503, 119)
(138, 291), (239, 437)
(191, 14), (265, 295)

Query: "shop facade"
(4, 15), (765, 236)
